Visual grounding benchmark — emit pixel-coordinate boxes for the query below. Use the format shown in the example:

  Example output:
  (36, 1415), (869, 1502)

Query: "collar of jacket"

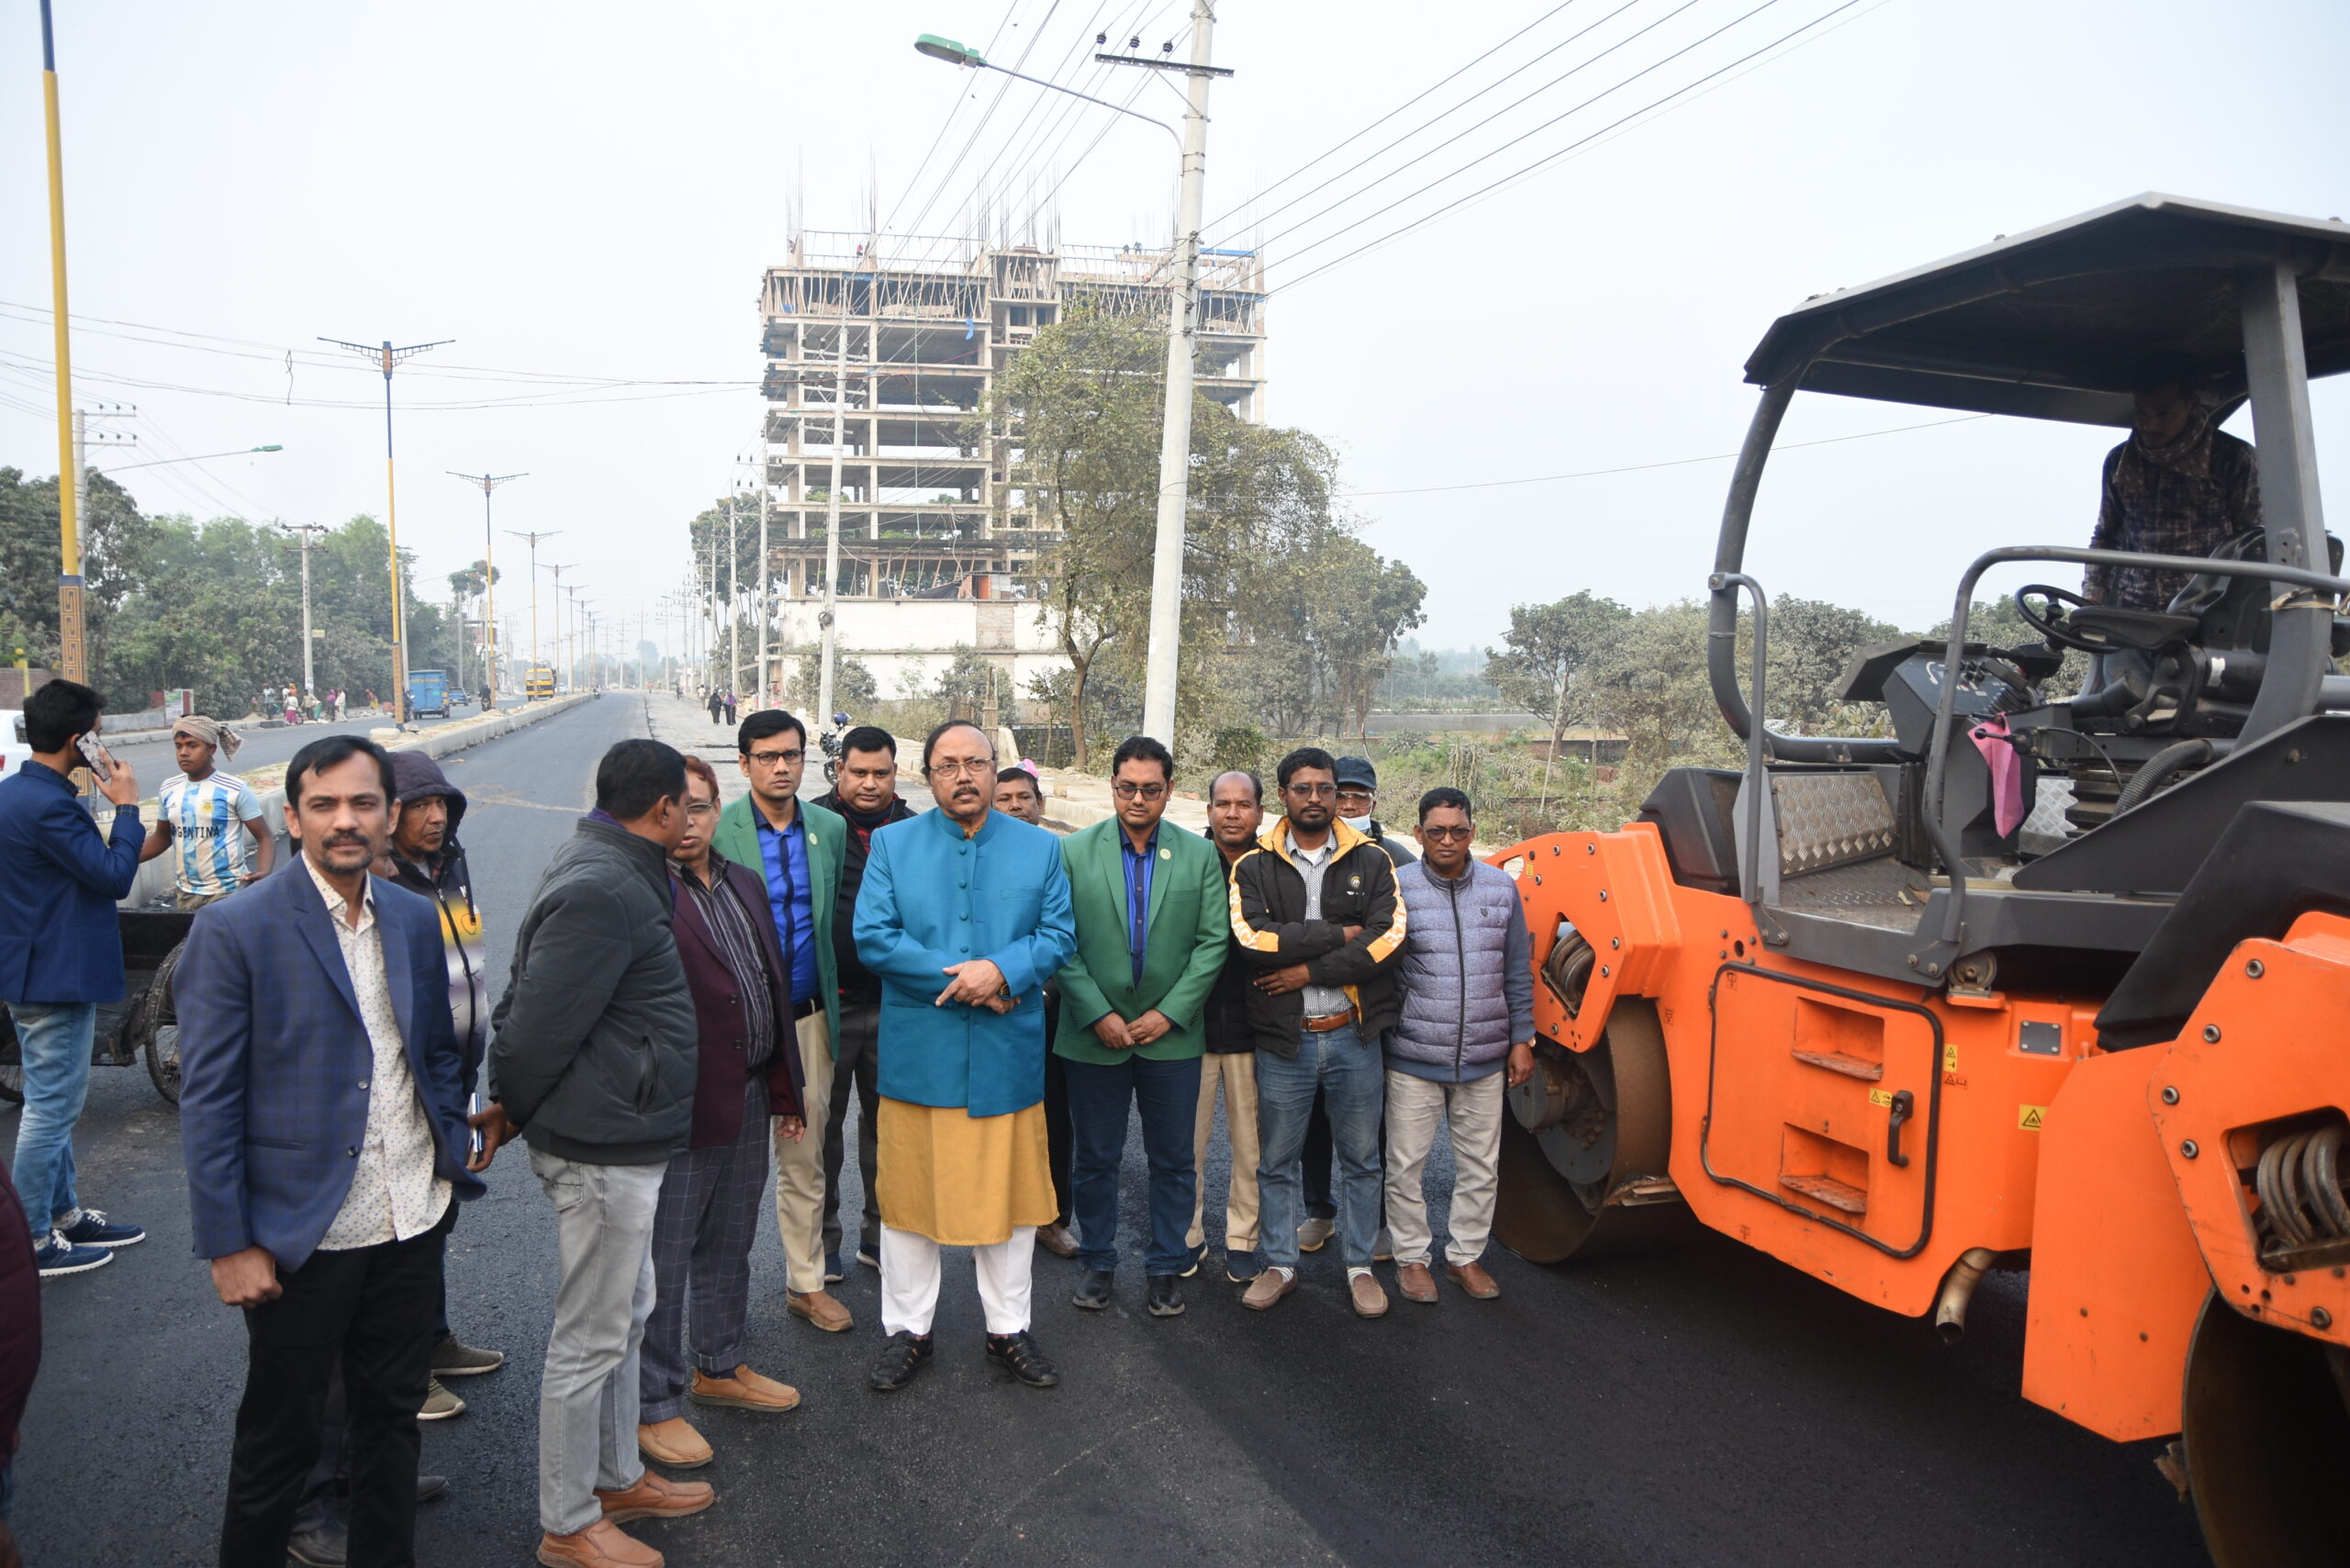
(1257, 812), (1373, 863)
(928, 804), (1003, 846)
(576, 813), (672, 885)
(18, 758), (72, 793)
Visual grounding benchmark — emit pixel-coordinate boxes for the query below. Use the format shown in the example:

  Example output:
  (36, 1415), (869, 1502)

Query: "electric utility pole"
(544, 563), (577, 690)
(506, 529), (559, 692)
(38, 0), (88, 684)
(757, 449), (773, 704)
(320, 334), (450, 724)
(818, 266), (854, 728)
(281, 524), (329, 700)
(726, 489), (740, 698)
(449, 472), (522, 706)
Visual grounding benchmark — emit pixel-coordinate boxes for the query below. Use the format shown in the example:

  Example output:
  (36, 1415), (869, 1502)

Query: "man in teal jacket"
(853, 720), (1076, 1394)
(1054, 735), (1229, 1319)
(710, 711), (853, 1333)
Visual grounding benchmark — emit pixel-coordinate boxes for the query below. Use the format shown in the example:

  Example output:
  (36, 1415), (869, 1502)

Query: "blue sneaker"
(1179, 1243), (1207, 1279)
(824, 1251), (845, 1284)
(34, 1230), (114, 1278)
(1224, 1249), (1264, 1284)
(59, 1208), (145, 1249)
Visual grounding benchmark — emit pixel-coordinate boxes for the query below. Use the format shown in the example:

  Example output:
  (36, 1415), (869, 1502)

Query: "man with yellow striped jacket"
(1225, 746), (1407, 1320)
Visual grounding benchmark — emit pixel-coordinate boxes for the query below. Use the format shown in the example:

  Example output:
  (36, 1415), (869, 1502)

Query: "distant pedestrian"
(1383, 789), (1533, 1305)
(0, 678), (149, 1279)
(638, 756), (809, 1471)
(285, 687), (302, 725)
(1231, 746), (1407, 1320)
(707, 688), (724, 726)
(722, 689), (738, 725)
(175, 734), (489, 1568)
(711, 713), (853, 1334)
(140, 716), (273, 910)
(812, 726), (919, 1276)
(1055, 736), (1230, 1319)
(482, 740), (715, 1567)
(992, 765), (1076, 1259)
(856, 721), (1076, 1393)
(1191, 769), (1268, 1282)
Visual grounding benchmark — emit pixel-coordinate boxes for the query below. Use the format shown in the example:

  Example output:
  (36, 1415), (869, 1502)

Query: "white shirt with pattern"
(308, 858), (453, 1251)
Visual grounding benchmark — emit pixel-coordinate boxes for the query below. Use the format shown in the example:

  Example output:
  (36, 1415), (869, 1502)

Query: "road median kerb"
(118, 693), (600, 908)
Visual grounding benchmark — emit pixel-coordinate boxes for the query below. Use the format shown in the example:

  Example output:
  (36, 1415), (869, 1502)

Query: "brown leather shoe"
(691, 1364), (800, 1412)
(596, 1469), (715, 1523)
(1241, 1267), (1297, 1311)
(1035, 1223), (1080, 1259)
(1445, 1260), (1502, 1300)
(1348, 1271), (1390, 1319)
(1394, 1262), (1438, 1304)
(635, 1417), (712, 1468)
(539, 1518), (665, 1568)
(787, 1289), (854, 1333)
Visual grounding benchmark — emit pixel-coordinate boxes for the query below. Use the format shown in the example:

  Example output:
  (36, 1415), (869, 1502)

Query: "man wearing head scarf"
(139, 716), (273, 910)
(2086, 353), (2265, 611)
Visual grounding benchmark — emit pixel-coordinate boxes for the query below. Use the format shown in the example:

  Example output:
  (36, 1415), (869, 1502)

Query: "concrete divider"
(119, 693), (601, 908)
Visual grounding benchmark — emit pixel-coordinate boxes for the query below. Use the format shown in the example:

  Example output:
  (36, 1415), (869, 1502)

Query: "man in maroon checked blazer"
(635, 756), (809, 1472)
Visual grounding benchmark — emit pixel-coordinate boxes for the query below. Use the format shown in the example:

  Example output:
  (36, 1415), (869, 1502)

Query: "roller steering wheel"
(2013, 584), (2194, 655)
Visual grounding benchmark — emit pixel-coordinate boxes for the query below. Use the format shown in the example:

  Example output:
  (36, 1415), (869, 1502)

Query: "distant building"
(755, 230), (1267, 702)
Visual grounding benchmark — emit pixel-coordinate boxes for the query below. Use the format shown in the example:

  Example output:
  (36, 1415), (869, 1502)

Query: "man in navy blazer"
(176, 734), (488, 1568)
(0, 677), (150, 1278)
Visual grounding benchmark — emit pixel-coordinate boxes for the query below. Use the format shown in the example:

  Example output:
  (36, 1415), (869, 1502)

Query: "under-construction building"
(756, 230), (1268, 700)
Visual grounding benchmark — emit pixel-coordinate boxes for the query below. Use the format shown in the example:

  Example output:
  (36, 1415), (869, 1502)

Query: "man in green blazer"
(711, 711), (852, 1332)
(1054, 735), (1230, 1319)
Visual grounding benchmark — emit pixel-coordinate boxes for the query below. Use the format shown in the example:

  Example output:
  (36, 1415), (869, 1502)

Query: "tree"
(1584, 601), (1741, 800)
(1483, 592), (1634, 761)
(792, 647), (875, 711)
(1767, 595), (1901, 734)
(0, 466), (158, 699)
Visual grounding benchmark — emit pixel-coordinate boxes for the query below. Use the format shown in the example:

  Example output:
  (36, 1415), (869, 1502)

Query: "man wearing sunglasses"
(711, 711), (853, 1334)
(1383, 789), (1534, 1306)
(1051, 736), (1230, 1319)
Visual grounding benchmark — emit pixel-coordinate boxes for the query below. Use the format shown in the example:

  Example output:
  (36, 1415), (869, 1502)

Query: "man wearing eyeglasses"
(1051, 737), (1231, 1319)
(853, 721), (1076, 1393)
(711, 711), (853, 1335)
(1228, 747), (1407, 1320)
(1383, 789), (1533, 1306)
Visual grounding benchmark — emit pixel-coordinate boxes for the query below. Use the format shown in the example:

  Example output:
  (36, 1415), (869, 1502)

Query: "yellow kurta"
(876, 1097), (1057, 1247)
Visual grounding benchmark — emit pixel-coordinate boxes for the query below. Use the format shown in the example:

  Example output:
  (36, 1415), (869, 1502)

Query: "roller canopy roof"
(1744, 195), (2350, 427)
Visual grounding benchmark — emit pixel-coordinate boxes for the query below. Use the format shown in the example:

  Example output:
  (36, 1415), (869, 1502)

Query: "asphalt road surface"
(4, 695), (2210, 1566)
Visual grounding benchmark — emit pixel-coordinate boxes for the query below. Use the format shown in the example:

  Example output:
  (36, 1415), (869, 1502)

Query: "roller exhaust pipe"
(1932, 1248), (1999, 1345)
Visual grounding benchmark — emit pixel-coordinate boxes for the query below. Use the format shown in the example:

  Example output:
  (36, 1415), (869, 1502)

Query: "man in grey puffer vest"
(1382, 787), (1534, 1304)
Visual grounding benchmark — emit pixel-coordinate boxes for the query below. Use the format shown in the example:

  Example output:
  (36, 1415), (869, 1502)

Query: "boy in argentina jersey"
(140, 717), (272, 908)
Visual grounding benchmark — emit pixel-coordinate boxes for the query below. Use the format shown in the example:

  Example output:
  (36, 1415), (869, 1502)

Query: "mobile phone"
(75, 733), (114, 783)
(467, 1092), (484, 1160)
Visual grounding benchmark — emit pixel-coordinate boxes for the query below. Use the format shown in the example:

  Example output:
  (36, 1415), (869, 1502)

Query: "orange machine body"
(1497, 826), (2350, 1444)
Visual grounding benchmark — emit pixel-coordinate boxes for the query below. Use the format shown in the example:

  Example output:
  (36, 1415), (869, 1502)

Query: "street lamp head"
(914, 33), (986, 67)
(254, 444), (283, 453)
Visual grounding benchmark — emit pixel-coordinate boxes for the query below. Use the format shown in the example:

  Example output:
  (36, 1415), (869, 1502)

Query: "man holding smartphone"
(0, 678), (149, 1278)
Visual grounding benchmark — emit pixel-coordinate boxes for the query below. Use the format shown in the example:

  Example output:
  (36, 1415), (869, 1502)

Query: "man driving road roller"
(2084, 351), (2264, 610)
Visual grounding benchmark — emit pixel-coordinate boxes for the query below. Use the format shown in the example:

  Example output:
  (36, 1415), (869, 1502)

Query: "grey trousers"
(821, 996), (882, 1258)
(531, 1148), (665, 1537)
(640, 1082), (769, 1423)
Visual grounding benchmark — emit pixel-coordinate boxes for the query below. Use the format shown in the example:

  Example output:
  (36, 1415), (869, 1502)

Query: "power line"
(1346, 413), (1987, 497)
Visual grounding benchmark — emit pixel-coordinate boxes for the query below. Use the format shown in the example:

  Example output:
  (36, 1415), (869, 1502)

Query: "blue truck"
(406, 668), (450, 719)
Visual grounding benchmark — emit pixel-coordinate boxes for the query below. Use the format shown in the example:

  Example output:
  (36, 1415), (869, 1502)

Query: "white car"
(0, 710), (29, 782)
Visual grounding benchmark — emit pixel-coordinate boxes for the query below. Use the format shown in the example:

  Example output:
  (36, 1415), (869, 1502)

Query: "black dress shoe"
(985, 1330), (1060, 1388)
(286, 1519), (349, 1567)
(1147, 1275), (1185, 1317)
(1070, 1269), (1114, 1310)
(417, 1473), (449, 1504)
(868, 1330), (934, 1392)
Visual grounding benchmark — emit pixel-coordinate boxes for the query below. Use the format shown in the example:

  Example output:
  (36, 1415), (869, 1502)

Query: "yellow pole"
(40, 1), (85, 684)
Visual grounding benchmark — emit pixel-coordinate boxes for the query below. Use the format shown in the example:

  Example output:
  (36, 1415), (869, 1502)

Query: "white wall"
(770, 599), (1068, 705)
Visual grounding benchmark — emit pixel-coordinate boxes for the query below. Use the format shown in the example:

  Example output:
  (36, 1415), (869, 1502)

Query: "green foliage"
(1483, 591), (1634, 749)
(1766, 594), (1901, 734)
(1375, 644), (1504, 711)
(790, 647), (877, 711)
(0, 465), (158, 702)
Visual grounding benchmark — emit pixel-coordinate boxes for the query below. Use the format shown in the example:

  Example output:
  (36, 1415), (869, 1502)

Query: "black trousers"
(1045, 1049), (1074, 1229)
(220, 1209), (451, 1568)
(822, 997), (883, 1258)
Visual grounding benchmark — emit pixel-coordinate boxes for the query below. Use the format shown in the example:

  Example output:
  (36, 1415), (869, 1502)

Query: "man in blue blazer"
(854, 720), (1077, 1394)
(0, 677), (149, 1277)
(176, 735), (487, 1568)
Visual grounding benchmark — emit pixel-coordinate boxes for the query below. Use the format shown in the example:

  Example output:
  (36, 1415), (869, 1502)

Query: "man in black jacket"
(811, 724), (915, 1276)
(1227, 747), (1405, 1321)
(483, 740), (715, 1568)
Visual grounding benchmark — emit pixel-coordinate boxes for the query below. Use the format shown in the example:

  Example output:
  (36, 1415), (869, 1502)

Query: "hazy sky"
(3, 0), (2344, 656)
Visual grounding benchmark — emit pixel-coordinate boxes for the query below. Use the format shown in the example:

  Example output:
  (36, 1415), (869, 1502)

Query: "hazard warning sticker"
(1942, 1042), (1959, 1072)
(1869, 1089), (1895, 1108)
(2019, 1104), (2047, 1131)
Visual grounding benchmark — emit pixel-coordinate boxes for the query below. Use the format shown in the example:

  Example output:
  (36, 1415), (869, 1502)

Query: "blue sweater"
(853, 808), (1077, 1118)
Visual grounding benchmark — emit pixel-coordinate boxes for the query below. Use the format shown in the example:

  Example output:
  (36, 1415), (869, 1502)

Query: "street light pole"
(38, 0), (86, 684)
(451, 472), (523, 707)
(508, 529), (559, 694)
(282, 523), (329, 701)
(321, 334), (451, 724)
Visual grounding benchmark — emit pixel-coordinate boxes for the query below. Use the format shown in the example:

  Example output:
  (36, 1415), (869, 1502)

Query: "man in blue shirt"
(0, 678), (149, 1278)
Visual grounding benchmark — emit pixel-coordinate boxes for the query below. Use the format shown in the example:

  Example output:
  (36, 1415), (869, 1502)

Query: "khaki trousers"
(770, 1011), (834, 1294)
(1187, 1050), (1261, 1253)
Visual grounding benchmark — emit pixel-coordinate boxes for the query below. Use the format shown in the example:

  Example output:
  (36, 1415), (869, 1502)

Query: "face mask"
(1339, 812), (1372, 833)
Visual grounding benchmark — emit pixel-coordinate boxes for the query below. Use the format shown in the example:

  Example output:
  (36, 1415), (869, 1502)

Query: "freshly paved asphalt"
(4, 695), (2212, 1566)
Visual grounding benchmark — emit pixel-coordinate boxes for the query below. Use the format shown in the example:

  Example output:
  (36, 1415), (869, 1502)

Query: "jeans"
(1256, 1025), (1383, 1271)
(219, 1211), (451, 1568)
(1064, 1053), (1202, 1277)
(531, 1148), (664, 1538)
(7, 1002), (96, 1228)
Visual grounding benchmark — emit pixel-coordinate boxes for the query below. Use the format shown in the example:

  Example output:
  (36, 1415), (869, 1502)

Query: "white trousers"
(1382, 1070), (1506, 1269)
(878, 1223), (1035, 1337)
